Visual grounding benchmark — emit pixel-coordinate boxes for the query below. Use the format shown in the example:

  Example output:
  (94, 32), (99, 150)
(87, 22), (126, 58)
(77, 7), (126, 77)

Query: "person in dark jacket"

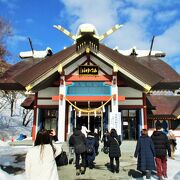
(107, 128), (121, 173)
(86, 132), (96, 169)
(69, 125), (86, 176)
(134, 129), (156, 179)
(151, 124), (171, 180)
(94, 128), (100, 155)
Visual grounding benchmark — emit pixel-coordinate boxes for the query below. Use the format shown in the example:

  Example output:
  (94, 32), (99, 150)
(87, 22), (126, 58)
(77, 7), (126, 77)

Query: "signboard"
(109, 112), (122, 135)
(79, 65), (98, 75)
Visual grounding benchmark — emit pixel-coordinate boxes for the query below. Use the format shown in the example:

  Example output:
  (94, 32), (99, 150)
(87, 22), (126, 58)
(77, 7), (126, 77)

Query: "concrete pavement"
(58, 141), (139, 180)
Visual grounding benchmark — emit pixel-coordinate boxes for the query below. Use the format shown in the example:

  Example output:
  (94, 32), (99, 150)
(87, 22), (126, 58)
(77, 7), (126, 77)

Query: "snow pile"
(0, 168), (25, 180)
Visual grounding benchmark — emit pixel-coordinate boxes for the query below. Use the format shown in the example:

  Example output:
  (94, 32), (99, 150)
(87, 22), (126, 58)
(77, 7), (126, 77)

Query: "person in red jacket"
(151, 123), (171, 180)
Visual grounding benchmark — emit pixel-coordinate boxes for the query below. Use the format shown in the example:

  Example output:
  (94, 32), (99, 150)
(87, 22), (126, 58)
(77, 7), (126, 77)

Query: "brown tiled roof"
(21, 95), (35, 109)
(147, 95), (180, 117)
(99, 44), (163, 87)
(0, 58), (43, 90)
(136, 56), (180, 82)
(15, 45), (76, 87)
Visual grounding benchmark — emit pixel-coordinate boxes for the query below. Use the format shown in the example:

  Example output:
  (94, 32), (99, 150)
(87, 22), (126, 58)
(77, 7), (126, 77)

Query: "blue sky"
(0, 0), (180, 73)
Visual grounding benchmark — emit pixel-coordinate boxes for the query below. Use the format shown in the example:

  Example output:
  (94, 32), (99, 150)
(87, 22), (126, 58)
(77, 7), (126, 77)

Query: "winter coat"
(151, 130), (171, 157)
(25, 144), (62, 180)
(134, 135), (156, 171)
(94, 132), (100, 147)
(69, 129), (86, 154)
(107, 134), (121, 158)
(86, 135), (96, 162)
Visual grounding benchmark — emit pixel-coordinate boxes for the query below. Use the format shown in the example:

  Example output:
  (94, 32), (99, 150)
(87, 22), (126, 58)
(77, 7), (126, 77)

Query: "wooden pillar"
(143, 93), (147, 129)
(58, 75), (66, 142)
(32, 92), (38, 141)
(111, 71), (118, 113)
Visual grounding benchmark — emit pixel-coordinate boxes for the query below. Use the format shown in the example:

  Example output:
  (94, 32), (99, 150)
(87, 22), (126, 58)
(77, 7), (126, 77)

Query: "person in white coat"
(25, 129), (62, 180)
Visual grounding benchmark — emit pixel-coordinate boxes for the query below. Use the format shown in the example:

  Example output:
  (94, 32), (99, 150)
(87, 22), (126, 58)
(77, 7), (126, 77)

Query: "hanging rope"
(64, 95), (113, 113)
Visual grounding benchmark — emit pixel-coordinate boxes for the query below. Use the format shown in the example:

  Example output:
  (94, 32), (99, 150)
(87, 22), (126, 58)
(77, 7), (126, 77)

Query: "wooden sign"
(79, 65), (98, 75)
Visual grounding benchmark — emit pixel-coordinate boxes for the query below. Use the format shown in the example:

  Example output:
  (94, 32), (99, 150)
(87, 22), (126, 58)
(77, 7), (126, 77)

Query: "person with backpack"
(107, 128), (121, 173)
(25, 129), (62, 180)
(69, 125), (86, 176)
(86, 132), (96, 169)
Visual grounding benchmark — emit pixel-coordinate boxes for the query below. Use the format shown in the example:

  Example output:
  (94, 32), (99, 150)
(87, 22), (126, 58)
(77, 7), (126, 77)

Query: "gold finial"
(86, 47), (90, 53)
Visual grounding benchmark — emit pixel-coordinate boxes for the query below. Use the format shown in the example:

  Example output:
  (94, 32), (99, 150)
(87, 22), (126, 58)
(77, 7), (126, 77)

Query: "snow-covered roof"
(114, 46), (166, 57)
(19, 47), (53, 59)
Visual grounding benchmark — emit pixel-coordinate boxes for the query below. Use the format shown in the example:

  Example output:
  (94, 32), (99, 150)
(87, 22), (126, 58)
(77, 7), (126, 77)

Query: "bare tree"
(1, 90), (18, 117)
(22, 109), (33, 127)
(0, 17), (12, 61)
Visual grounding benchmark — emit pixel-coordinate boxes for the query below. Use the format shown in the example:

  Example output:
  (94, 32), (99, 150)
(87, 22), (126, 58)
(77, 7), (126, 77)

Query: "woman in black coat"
(134, 129), (156, 179)
(107, 128), (121, 173)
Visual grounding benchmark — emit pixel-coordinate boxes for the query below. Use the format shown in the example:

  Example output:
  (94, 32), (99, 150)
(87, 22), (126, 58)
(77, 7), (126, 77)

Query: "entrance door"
(39, 109), (58, 132)
(122, 110), (137, 140)
(76, 115), (102, 133)
(122, 117), (137, 140)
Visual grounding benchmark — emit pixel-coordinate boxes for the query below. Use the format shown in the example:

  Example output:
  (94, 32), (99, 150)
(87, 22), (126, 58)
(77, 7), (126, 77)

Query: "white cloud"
(59, 0), (123, 34)
(154, 21), (180, 55)
(156, 10), (178, 22)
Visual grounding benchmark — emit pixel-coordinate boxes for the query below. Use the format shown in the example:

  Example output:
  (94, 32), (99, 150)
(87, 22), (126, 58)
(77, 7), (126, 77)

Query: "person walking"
(81, 123), (89, 137)
(107, 128), (121, 173)
(134, 129), (156, 179)
(86, 132), (96, 169)
(151, 123), (171, 180)
(94, 128), (100, 155)
(25, 129), (62, 180)
(69, 125), (86, 176)
(167, 129), (177, 160)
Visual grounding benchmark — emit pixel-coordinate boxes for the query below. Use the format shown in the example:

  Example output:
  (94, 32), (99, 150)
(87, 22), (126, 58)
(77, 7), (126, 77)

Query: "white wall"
(38, 87), (59, 97)
(118, 87), (142, 97)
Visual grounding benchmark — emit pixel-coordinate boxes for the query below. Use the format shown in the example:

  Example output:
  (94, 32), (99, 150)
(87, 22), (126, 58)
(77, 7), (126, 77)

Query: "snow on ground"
(0, 169), (25, 180)
(0, 138), (179, 180)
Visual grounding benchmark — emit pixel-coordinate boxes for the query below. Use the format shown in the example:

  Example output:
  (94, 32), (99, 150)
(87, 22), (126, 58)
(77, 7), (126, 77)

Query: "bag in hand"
(55, 151), (68, 166)
(103, 146), (109, 154)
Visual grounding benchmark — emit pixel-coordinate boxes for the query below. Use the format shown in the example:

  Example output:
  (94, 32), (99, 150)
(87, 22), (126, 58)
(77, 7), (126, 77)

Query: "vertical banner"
(109, 112), (121, 135)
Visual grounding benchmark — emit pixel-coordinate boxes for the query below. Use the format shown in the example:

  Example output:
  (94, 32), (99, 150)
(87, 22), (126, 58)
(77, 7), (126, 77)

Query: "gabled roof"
(15, 45), (76, 87)
(12, 44), (163, 92)
(98, 44), (163, 87)
(135, 56), (180, 90)
(0, 58), (42, 90)
(136, 56), (180, 82)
